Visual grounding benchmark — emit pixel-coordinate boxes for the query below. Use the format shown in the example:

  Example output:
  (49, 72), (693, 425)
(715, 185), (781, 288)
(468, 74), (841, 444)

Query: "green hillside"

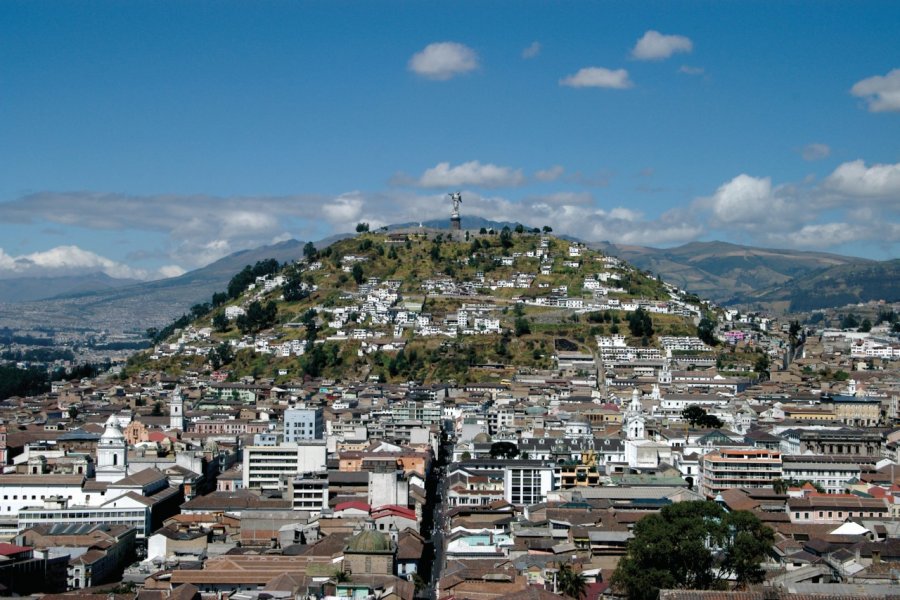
(739, 259), (900, 312)
(130, 229), (707, 383)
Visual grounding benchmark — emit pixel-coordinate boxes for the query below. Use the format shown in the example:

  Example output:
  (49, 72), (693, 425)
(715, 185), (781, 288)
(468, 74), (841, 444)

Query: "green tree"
(351, 263), (364, 285)
(303, 241), (317, 259)
(611, 501), (773, 600)
(151, 401), (164, 416)
(489, 441), (519, 459)
(543, 225), (553, 233)
(556, 563), (587, 599)
(697, 413), (724, 429)
(681, 405), (706, 427)
(68, 405), (79, 421)
(858, 318), (872, 333)
(754, 353), (770, 375)
(212, 311), (229, 333)
(697, 317), (718, 346)
(514, 316), (531, 337)
(514, 223), (525, 234)
(355, 222), (369, 233)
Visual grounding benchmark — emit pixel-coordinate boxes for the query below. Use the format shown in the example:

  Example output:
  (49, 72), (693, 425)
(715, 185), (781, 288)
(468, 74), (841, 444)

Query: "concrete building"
(700, 448), (782, 498)
(283, 407), (324, 442)
(241, 441), (328, 491)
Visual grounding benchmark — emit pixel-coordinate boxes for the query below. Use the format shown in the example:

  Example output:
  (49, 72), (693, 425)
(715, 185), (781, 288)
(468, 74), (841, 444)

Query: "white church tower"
(170, 386), (184, 431)
(96, 415), (127, 482)
(624, 388), (646, 441)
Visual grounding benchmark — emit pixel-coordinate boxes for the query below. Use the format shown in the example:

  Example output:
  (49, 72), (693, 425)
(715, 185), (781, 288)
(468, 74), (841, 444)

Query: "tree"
(697, 317), (718, 346)
(499, 226), (513, 250)
(754, 353), (770, 375)
(682, 405), (706, 427)
(282, 273), (310, 302)
(460, 451), (472, 461)
(697, 413), (724, 429)
(858, 318), (872, 333)
(212, 311), (229, 333)
(151, 401), (164, 416)
(556, 563), (587, 599)
(68, 405), (79, 421)
(788, 320), (802, 347)
(627, 308), (654, 338)
(514, 223), (525, 234)
(489, 441), (519, 459)
(543, 225), (553, 233)
(611, 501), (773, 600)
(303, 241), (317, 259)
(355, 222), (369, 233)
(351, 263), (364, 285)
(514, 316), (531, 337)
(479, 227), (488, 234)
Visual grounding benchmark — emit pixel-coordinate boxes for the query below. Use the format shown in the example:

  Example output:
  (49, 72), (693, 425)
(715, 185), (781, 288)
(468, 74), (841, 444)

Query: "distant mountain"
(0, 272), (140, 303)
(589, 240), (870, 305)
(737, 259), (900, 312)
(0, 239), (318, 333)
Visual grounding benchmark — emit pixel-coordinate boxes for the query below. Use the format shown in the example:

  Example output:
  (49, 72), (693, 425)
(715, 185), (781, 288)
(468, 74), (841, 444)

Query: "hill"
(590, 240), (869, 305)
(131, 228), (706, 384)
(736, 259), (900, 312)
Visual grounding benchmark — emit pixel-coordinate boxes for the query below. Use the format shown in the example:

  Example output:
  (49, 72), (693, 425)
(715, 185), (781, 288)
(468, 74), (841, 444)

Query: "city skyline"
(1, 1), (898, 281)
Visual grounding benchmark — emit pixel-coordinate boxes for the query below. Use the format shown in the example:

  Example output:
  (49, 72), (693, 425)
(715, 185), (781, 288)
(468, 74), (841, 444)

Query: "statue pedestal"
(450, 215), (461, 231)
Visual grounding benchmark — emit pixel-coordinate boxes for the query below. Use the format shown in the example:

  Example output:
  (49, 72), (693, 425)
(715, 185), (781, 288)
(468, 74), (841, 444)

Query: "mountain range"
(0, 222), (896, 334)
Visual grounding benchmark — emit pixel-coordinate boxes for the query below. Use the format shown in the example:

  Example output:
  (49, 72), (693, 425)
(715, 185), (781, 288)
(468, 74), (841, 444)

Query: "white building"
(242, 441), (328, 491)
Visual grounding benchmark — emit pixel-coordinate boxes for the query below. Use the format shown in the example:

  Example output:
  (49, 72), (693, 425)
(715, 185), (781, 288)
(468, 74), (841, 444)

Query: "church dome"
(101, 415), (125, 441)
(346, 529), (392, 553)
(473, 432), (492, 443)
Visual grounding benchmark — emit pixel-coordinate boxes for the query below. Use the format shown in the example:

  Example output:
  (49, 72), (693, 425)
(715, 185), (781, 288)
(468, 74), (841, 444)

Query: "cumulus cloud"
(0, 245), (180, 280)
(801, 143), (831, 161)
(522, 41), (542, 59)
(534, 165), (564, 182)
(706, 174), (777, 225)
(824, 159), (900, 197)
(408, 42), (479, 80)
(631, 30), (693, 61)
(851, 68), (900, 113)
(416, 161), (525, 188)
(560, 67), (633, 89)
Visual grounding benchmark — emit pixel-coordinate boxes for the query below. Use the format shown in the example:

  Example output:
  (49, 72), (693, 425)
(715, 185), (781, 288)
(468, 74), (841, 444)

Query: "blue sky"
(1, 1), (898, 279)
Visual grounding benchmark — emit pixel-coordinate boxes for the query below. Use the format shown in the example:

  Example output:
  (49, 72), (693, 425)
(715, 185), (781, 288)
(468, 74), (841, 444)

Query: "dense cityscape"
(0, 220), (898, 600)
(2, 3), (899, 600)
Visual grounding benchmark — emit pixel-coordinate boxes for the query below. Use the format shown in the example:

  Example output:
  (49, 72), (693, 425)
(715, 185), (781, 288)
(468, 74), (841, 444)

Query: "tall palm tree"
(556, 563), (587, 600)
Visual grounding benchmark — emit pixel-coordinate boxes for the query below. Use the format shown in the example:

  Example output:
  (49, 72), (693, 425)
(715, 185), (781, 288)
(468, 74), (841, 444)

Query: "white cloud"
(706, 174), (780, 225)
(560, 67), (633, 89)
(851, 68), (900, 113)
(157, 265), (187, 278)
(322, 193), (365, 224)
(417, 161), (525, 188)
(408, 42), (479, 80)
(0, 245), (182, 281)
(801, 143), (831, 161)
(522, 41), (541, 59)
(678, 65), (704, 76)
(534, 165), (564, 182)
(784, 223), (872, 248)
(632, 30), (693, 61)
(824, 159), (900, 197)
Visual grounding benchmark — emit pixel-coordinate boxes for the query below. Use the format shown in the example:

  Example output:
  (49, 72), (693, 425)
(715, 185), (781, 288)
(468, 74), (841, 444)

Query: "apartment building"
(700, 448), (782, 498)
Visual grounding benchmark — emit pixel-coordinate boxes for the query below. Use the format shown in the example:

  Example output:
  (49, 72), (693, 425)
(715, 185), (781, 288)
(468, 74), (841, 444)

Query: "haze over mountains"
(0, 219), (896, 334)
